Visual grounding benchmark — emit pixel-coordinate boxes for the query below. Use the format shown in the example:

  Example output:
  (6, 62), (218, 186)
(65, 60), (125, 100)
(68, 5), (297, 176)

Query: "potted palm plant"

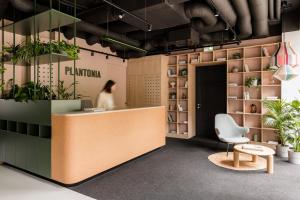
(263, 100), (293, 158)
(288, 100), (300, 164)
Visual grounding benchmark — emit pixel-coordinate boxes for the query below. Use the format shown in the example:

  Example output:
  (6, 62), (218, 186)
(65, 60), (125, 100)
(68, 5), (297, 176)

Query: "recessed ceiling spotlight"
(148, 24), (152, 32)
(214, 12), (219, 17)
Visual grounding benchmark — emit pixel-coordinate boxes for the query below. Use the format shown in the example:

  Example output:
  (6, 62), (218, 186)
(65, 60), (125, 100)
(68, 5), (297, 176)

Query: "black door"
(196, 65), (227, 140)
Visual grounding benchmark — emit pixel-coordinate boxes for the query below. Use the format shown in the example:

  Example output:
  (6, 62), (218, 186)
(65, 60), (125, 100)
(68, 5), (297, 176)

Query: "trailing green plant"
(11, 40), (79, 64)
(245, 77), (261, 88)
(263, 100), (294, 146)
(56, 80), (80, 100)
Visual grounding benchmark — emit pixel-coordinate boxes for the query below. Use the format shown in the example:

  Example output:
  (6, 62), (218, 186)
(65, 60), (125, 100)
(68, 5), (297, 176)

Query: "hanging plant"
(11, 40), (79, 64)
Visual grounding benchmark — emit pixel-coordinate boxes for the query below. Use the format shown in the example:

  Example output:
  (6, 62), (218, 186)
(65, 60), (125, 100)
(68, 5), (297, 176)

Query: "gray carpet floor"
(71, 139), (300, 200)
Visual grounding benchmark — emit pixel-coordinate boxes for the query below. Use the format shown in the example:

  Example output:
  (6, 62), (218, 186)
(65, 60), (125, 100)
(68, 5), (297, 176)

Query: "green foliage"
(11, 40), (79, 64)
(4, 81), (52, 102)
(288, 99), (300, 152)
(245, 77), (261, 88)
(263, 100), (293, 146)
(0, 64), (5, 90)
(56, 80), (79, 100)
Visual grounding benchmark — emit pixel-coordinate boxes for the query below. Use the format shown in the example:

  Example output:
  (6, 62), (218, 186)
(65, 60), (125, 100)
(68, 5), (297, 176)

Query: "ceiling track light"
(106, 55), (109, 59)
(225, 24), (229, 31)
(214, 12), (219, 17)
(148, 24), (152, 32)
(102, 36), (147, 53)
(118, 13), (125, 19)
(91, 51), (94, 56)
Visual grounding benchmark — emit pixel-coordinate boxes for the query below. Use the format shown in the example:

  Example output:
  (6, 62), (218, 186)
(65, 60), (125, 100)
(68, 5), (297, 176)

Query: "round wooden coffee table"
(233, 144), (275, 174)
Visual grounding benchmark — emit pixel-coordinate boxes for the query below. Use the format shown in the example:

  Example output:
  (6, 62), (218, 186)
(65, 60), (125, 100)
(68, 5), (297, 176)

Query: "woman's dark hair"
(102, 80), (116, 93)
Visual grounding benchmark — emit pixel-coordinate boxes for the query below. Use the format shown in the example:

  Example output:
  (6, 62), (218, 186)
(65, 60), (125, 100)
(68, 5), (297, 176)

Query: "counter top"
(52, 106), (164, 116)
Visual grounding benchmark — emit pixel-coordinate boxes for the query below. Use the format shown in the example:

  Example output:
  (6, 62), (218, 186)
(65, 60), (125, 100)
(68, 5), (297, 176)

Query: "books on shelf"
(216, 57), (226, 61)
(235, 111), (243, 114)
(265, 96), (279, 100)
(191, 57), (199, 64)
(242, 144), (264, 151)
(267, 141), (279, 145)
(228, 83), (238, 87)
(178, 60), (187, 65)
(228, 96), (238, 99)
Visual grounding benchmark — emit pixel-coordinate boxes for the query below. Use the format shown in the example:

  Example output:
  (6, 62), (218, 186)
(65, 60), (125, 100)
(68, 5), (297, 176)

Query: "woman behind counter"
(96, 80), (117, 110)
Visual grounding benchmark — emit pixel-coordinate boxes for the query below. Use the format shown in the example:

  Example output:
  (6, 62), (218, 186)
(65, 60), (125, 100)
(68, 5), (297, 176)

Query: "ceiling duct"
(231, 0), (252, 38)
(167, 26), (199, 46)
(184, 1), (217, 26)
(249, 0), (269, 37)
(191, 19), (225, 34)
(206, 0), (237, 27)
(268, 0), (281, 25)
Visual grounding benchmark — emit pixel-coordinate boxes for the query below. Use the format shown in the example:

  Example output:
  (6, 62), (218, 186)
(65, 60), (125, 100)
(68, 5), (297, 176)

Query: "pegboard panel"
(143, 75), (161, 106)
(127, 75), (138, 106)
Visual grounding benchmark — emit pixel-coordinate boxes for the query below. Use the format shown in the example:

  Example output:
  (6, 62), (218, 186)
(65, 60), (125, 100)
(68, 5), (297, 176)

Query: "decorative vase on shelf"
(250, 104), (257, 113)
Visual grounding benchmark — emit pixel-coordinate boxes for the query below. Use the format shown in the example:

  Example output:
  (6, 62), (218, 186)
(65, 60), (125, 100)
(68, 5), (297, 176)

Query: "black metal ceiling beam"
(206, 0), (241, 44)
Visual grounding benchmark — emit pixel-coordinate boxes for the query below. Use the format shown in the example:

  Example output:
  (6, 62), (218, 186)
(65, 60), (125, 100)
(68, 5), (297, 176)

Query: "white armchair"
(215, 114), (250, 156)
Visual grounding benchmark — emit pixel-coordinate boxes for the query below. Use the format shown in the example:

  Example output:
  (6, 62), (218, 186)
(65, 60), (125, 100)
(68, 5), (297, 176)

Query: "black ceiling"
(2, 0), (300, 58)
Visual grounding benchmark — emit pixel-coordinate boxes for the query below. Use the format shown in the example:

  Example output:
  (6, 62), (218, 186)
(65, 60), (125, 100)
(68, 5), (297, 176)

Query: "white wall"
(282, 31), (300, 101)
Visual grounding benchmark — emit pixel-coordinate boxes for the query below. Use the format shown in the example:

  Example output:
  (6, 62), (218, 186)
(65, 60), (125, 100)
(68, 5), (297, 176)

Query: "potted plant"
(288, 99), (300, 164)
(245, 77), (260, 88)
(263, 100), (293, 157)
(0, 64), (5, 90)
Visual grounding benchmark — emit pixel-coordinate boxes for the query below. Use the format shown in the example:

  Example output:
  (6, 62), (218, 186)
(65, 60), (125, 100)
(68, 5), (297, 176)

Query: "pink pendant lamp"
(273, 42), (299, 81)
(273, 8), (299, 81)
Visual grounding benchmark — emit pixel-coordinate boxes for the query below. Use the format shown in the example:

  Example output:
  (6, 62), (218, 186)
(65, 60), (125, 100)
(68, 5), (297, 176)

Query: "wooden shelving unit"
(167, 41), (281, 145)
(167, 54), (195, 139)
(226, 43), (281, 145)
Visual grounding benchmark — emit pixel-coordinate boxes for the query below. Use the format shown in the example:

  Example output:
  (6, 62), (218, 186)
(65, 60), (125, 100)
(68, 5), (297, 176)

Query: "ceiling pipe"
(192, 19), (225, 34)
(184, 1), (217, 26)
(275, 0), (281, 20)
(249, 0), (269, 37)
(206, 0), (237, 27)
(269, 0), (275, 20)
(231, 0), (252, 39)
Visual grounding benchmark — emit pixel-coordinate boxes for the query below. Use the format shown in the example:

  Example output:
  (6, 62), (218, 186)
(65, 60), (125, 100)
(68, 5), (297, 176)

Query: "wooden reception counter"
(51, 106), (166, 185)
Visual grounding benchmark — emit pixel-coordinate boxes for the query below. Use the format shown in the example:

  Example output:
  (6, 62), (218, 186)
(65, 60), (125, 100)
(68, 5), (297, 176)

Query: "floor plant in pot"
(263, 100), (293, 158)
(288, 99), (300, 164)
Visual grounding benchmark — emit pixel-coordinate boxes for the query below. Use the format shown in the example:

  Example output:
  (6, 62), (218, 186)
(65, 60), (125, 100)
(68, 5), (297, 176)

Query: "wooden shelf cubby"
(167, 54), (195, 139)
(167, 41), (280, 144)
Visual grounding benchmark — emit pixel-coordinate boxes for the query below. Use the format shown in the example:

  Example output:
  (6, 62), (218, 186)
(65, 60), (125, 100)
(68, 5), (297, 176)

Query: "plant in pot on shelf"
(287, 99), (300, 164)
(245, 77), (261, 88)
(263, 100), (293, 157)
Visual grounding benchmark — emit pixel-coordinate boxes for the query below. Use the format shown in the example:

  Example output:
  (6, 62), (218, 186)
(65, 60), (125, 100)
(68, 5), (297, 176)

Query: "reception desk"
(51, 106), (166, 185)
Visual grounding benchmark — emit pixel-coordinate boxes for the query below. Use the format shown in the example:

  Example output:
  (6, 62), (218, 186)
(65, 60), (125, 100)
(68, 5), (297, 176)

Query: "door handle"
(197, 104), (201, 109)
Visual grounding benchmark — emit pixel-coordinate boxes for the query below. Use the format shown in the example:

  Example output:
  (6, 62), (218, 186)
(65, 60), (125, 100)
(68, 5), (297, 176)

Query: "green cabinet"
(0, 131), (51, 178)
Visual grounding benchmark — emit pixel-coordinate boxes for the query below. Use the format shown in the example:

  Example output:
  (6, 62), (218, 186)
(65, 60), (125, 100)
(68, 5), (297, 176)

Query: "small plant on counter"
(56, 80), (80, 100)
(245, 77), (261, 88)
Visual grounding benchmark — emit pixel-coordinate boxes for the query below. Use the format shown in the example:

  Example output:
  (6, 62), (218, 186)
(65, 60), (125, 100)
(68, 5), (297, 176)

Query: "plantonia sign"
(65, 66), (101, 78)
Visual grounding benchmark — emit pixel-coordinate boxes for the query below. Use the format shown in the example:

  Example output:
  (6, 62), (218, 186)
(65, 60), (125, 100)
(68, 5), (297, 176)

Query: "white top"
(96, 91), (115, 110)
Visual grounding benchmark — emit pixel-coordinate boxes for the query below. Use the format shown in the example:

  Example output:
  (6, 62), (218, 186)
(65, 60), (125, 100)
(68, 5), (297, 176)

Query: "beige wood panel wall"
(127, 55), (168, 107)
